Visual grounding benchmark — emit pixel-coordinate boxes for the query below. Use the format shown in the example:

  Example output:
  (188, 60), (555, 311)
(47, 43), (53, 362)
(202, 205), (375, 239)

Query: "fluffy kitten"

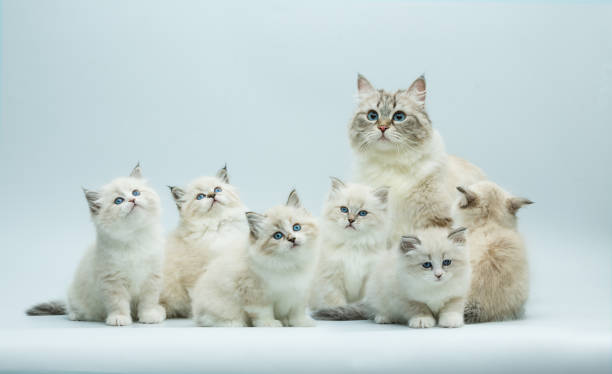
(191, 190), (319, 327)
(310, 177), (390, 311)
(314, 227), (470, 328)
(160, 165), (249, 318)
(453, 181), (532, 323)
(349, 74), (486, 237)
(27, 164), (166, 326)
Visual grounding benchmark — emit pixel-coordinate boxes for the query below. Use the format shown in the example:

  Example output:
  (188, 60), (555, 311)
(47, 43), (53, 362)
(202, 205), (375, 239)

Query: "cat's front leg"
(244, 304), (282, 327)
(438, 297), (465, 328)
(101, 277), (132, 326)
(406, 301), (436, 329)
(287, 302), (316, 327)
(137, 271), (166, 324)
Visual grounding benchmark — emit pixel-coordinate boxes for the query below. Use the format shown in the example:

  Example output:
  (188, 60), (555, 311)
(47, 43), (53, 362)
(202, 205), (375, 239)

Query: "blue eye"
(358, 210), (368, 216)
(114, 197), (124, 205)
(273, 232), (284, 240)
(367, 110), (378, 121)
(392, 111), (406, 122)
(196, 193), (205, 200)
(132, 190), (140, 196)
(340, 206), (349, 213)
(442, 259), (452, 266)
(422, 262), (432, 269)
(293, 224), (301, 232)
(214, 187), (222, 193)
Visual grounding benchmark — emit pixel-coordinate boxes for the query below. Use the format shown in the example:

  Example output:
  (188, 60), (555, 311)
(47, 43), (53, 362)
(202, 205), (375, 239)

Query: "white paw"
(408, 315), (435, 329)
(138, 306), (166, 324)
(289, 316), (316, 327)
(374, 315), (392, 324)
(253, 319), (283, 327)
(106, 313), (132, 326)
(438, 312), (464, 328)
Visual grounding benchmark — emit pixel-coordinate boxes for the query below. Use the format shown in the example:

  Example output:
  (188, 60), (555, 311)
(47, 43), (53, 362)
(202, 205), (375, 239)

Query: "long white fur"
(365, 228), (471, 328)
(67, 164), (166, 326)
(160, 167), (249, 318)
(191, 190), (319, 327)
(310, 179), (390, 310)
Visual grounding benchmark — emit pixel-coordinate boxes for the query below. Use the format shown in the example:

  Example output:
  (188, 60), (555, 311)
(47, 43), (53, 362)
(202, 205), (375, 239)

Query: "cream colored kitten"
(453, 181), (532, 323)
(27, 164), (166, 326)
(314, 227), (470, 328)
(191, 190), (319, 327)
(349, 74), (486, 238)
(310, 177), (389, 311)
(160, 166), (249, 318)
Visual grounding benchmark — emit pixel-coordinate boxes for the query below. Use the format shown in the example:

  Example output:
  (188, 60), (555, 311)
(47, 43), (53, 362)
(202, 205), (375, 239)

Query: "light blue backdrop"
(0, 0), (610, 328)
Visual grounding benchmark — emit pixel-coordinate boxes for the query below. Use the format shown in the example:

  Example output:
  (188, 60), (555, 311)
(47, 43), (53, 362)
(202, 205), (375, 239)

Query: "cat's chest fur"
(333, 244), (379, 302)
(405, 274), (469, 314)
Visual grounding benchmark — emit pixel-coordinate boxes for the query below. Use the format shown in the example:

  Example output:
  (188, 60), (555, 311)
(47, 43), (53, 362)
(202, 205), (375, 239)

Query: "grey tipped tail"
(311, 302), (372, 321)
(26, 300), (66, 316)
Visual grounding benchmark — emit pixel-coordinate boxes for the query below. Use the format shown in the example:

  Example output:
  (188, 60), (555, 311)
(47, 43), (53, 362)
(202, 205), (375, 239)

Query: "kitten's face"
(246, 191), (318, 259)
(170, 166), (243, 221)
(454, 181), (532, 227)
(323, 179), (389, 236)
(84, 165), (161, 233)
(348, 75), (432, 154)
(398, 228), (468, 284)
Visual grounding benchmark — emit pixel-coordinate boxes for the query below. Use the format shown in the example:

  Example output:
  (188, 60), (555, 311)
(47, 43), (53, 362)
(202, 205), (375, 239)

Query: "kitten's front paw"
(138, 306), (166, 324)
(374, 315), (392, 324)
(106, 313), (132, 326)
(253, 319), (283, 327)
(408, 315), (435, 329)
(289, 316), (316, 327)
(438, 312), (464, 328)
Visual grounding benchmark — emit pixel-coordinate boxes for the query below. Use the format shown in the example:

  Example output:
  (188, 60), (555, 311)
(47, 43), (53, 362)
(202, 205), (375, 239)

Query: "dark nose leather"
(129, 198), (136, 203)
(207, 193), (216, 199)
(435, 274), (442, 279)
(288, 237), (296, 243)
(348, 218), (355, 224)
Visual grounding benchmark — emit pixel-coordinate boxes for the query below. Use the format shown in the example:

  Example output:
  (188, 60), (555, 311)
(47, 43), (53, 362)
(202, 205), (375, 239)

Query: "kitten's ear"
(82, 188), (101, 215)
(168, 186), (185, 209)
(399, 235), (421, 254)
(373, 186), (390, 204)
(507, 197), (533, 215)
(130, 162), (143, 179)
(286, 189), (302, 208)
(448, 227), (467, 245)
(406, 74), (426, 108)
(216, 164), (230, 184)
(456, 186), (477, 208)
(245, 212), (265, 240)
(329, 177), (346, 193)
(357, 74), (376, 96)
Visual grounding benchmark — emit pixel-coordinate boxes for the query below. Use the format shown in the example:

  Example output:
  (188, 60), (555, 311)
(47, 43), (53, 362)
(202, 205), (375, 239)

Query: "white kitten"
(27, 164), (166, 326)
(314, 227), (470, 328)
(310, 178), (390, 311)
(160, 165), (249, 318)
(191, 190), (319, 327)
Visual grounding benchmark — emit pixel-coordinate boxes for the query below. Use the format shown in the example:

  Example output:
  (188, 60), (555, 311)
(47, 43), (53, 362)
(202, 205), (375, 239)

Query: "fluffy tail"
(311, 302), (372, 321)
(26, 300), (66, 316)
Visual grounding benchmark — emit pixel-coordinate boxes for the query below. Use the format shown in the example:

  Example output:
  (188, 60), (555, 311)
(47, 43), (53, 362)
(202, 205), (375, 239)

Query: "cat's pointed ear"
(448, 227), (467, 245)
(507, 197), (533, 215)
(373, 186), (390, 204)
(216, 164), (230, 184)
(82, 188), (101, 215)
(168, 186), (185, 209)
(399, 235), (421, 254)
(357, 74), (376, 96)
(245, 211), (265, 240)
(456, 186), (477, 208)
(130, 162), (143, 179)
(329, 177), (346, 193)
(406, 74), (426, 108)
(286, 189), (302, 208)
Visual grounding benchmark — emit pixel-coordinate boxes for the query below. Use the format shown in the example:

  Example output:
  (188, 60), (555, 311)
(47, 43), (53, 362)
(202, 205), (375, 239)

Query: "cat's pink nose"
(378, 125), (389, 133)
